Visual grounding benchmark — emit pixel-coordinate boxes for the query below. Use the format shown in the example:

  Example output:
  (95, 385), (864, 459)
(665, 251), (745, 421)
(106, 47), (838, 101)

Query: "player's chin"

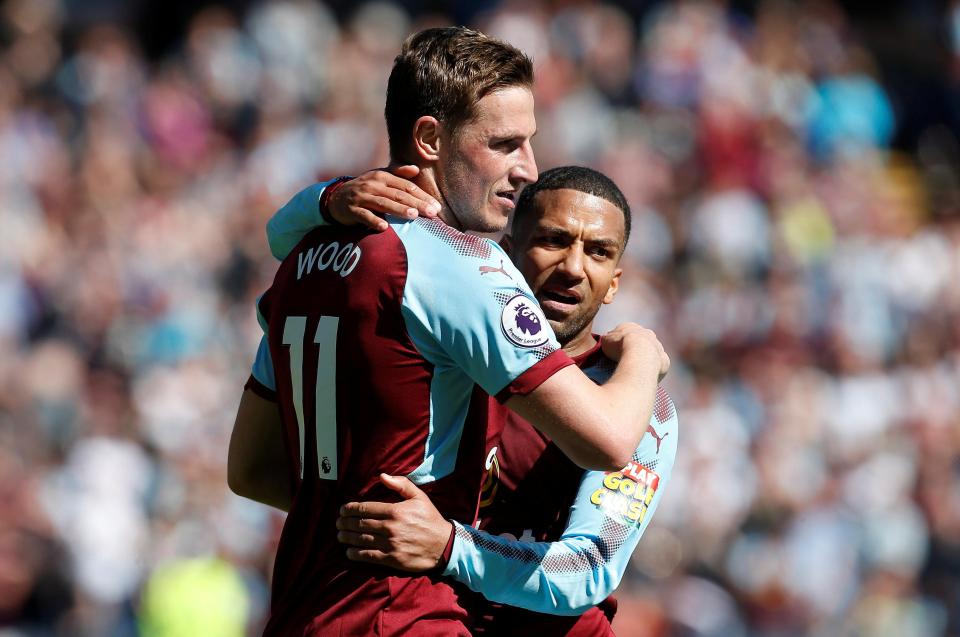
(543, 304), (588, 339)
(476, 206), (510, 233)
(547, 316), (578, 344)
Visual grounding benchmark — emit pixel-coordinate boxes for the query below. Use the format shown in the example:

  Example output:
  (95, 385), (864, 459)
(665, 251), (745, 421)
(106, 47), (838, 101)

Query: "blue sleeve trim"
(396, 219), (562, 397)
(266, 180), (339, 260)
(250, 335), (276, 391)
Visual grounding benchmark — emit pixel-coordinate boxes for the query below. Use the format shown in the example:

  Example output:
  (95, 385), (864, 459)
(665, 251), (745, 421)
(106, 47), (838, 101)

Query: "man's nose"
(512, 140), (538, 186)
(557, 246), (586, 279)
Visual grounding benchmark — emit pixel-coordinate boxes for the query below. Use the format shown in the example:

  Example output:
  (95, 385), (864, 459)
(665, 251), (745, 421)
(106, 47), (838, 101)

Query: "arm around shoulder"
(446, 397), (679, 614)
(506, 325), (669, 471)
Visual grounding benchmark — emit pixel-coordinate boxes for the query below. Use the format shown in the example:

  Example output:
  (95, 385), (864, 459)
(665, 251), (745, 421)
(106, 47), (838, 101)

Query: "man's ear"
(498, 233), (514, 254)
(412, 116), (442, 162)
(603, 268), (622, 304)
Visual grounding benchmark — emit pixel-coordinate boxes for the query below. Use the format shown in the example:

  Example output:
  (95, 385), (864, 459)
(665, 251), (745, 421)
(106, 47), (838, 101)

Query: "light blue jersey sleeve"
(249, 180), (337, 385)
(250, 336), (276, 391)
(444, 389), (679, 615)
(394, 219), (569, 399)
(266, 179), (340, 260)
(247, 290), (279, 391)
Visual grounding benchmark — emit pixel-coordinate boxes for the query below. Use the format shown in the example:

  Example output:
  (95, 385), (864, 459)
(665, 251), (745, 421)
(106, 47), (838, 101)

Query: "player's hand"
(602, 323), (670, 380)
(336, 473), (453, 572)
(328, 166), (442, 232)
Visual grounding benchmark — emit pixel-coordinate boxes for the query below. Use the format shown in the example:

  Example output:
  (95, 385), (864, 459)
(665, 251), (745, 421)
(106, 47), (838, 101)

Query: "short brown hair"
(385, 27), (534, 162)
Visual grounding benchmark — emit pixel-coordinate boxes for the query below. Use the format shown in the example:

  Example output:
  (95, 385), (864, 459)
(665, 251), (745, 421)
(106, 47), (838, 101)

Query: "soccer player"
(227, 28), (669, 636)
(274, 166), (678, 635)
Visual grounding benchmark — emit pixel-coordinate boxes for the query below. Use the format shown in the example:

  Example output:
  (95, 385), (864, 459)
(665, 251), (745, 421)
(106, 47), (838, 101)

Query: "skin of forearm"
(549, 337), (661, 470)
(227, 391), (295, 513)
(236, 475), (292, 513)
(594, 341), (662, 461)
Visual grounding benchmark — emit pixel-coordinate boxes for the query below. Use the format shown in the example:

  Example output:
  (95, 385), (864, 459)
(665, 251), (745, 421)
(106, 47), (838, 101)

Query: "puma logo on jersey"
(479, 260), (512, 280)
(647, 424), (668, 454)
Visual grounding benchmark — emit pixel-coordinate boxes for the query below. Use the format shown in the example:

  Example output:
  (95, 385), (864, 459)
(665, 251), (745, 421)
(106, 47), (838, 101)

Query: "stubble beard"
(450, 194), (506, 234)
(440, 159), (507, 234)
(547, 307), (594, 348)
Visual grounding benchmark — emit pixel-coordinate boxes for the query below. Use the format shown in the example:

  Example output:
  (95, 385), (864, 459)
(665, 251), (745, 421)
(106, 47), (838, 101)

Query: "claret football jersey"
(249, 183), (574, 636)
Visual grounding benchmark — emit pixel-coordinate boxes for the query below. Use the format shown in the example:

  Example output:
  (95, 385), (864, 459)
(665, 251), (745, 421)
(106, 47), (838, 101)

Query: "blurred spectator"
(138, 556), (249, 637)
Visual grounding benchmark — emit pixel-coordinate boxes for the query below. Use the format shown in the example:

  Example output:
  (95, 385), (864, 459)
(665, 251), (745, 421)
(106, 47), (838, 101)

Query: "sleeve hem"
(435, 521), (457, 572)
(319, 176), (353, 225)
(495, 349), (575, 403)
(244, 375), (277, 402)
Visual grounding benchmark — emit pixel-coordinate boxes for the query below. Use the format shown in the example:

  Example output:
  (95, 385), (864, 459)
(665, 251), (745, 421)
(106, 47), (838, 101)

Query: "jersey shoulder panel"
(250, 335), (276, 391)
(394, 218), (563, 396)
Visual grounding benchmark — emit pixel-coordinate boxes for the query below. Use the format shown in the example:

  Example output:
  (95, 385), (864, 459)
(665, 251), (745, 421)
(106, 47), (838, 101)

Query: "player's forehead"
(530, 188), (625, 244)
(462, 86), (536, 139)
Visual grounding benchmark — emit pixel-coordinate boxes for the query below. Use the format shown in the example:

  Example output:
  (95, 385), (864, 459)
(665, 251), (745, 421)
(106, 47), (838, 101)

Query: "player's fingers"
(354, 193), (419, 219)
(356, 176), (438, 218)
(380, 187), (440, 218)
(336, 515), (387, 534)
(378, 174), (441, 216)
(658, 352), (671, 381)
(379, 473), (423, 500)
(389, 164), (420, 179)
(348, 207), (390, 231)
(370, 177), (439, 216)
(337, 530), (388, 549)
(345, 548), (393, 566)
(341, 501), (396, 520)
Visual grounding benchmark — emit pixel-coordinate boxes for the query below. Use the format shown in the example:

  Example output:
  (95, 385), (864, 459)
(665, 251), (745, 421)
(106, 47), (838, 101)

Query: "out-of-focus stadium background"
(1, 0), (959, 635)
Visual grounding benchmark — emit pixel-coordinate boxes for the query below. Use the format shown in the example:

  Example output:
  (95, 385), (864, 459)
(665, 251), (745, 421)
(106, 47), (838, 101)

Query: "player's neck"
(561, 327), (598, 358)
(390, 163), (462, 230)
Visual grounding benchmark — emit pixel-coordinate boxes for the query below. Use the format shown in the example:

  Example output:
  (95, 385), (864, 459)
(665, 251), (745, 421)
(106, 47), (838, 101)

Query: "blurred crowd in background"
(1, 0), (959, 635)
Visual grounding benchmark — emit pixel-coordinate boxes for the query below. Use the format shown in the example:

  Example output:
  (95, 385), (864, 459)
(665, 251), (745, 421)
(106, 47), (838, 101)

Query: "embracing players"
(228, 27), (669, 636)
(270, 166), (678, 635)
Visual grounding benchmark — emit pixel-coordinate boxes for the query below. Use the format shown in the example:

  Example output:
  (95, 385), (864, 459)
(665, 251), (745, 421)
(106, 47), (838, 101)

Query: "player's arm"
(228, 387), (291, 512)
(505, 325), (668, 470)
(267, 167), (441, 259)
(398, 236), (668, 472)
(338, 398), (680, 614)
(446, 397), (679, 614)
(227, 336), (293, 511)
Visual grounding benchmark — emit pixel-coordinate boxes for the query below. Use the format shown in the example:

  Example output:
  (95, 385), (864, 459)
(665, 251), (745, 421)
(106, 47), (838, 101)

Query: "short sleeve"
(266, 179), (340, 260)
(250, 335), (276, 392)
(396, 219), (574, 398)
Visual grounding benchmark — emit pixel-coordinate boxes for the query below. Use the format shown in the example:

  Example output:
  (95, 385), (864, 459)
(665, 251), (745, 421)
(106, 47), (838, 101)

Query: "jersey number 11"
(282, 315), (339, 481)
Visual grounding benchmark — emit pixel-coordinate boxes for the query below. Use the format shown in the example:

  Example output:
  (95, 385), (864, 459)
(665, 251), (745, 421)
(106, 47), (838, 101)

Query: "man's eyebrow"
(586, 237), (620, 248)
(534, 225), (574, 237)
(533, 226), (621, 248)
(491, 128), (536, 142)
